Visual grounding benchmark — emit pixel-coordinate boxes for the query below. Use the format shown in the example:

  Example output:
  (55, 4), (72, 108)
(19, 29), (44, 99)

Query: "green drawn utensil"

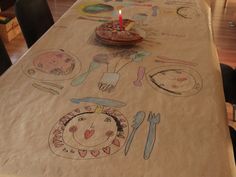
(71, 61), (100, 86)
(71, 97), (126, 108)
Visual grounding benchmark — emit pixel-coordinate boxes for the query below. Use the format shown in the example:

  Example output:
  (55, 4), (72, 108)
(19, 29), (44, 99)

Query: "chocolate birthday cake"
(95, 19), (143, 46)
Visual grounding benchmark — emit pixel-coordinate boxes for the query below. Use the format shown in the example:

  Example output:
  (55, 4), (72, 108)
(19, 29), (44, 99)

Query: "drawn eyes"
(104, 117), (111, 122)
(77, 117), (112, 122)
(78, 117), (86, 121)
(65, 58), (72, 63)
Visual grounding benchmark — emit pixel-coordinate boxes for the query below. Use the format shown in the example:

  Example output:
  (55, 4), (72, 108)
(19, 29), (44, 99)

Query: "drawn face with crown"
(49, 105), (128, 159)
(63, 112), (121, 150)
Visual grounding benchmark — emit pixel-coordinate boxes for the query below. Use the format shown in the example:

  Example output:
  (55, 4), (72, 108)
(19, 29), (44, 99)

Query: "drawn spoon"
(71, 61), (100, 86)
(93, 53), (110, 72)
(124, 111), (145, 156)
(133, 66), (145, 87)
(144, 112), (160, 160)
(152, 6), (158, 16)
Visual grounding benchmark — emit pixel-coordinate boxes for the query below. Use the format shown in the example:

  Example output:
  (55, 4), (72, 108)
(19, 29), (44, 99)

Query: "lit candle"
(119, 9), (123, 30)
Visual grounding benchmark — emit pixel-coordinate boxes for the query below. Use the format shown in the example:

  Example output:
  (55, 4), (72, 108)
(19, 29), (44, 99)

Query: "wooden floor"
(2, 0), (236, 66)
(212, 0), (236, 68)
(3, 0), (77, 63)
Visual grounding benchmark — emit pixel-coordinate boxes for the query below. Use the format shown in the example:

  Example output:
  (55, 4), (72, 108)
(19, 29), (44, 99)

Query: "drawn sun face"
(63, 112), (118, 150)
(33, 50), (76, 75)
(49, 106), (128, 160)
(151, 69), (195, 92)
(22, 50), (81, 81)
(147, 66), (202, 96)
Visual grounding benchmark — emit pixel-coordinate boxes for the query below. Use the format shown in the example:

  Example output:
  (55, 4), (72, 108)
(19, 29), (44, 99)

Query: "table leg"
(224, 0), (228, 8)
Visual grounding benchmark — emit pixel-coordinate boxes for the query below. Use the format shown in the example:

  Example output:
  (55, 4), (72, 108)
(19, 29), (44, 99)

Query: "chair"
(15, 0), (54, 48)
(220, 63), (236, 163)
(0, 38), (12, 75)
(229, 126), (236, 163)
(220, 63), (236, 105)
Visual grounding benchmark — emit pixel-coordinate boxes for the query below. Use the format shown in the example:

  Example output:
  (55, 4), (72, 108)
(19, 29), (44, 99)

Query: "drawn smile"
(71, 130), (114, 148)
(49, 105), (129, 159)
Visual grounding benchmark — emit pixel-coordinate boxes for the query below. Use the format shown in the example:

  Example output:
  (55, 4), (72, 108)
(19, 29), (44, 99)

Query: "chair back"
(0, 38), (12, 75)
(220, 63), (236, 104)
(15, 0), (54, 47)
(229, 126), (236, 163)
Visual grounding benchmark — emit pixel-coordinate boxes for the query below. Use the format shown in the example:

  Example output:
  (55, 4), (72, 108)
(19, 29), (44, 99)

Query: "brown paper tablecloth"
(0, 0), (235, 177)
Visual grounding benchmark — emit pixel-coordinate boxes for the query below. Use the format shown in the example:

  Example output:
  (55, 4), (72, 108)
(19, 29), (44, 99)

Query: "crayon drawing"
(133, 66), (146, 87)
(176, 6), (200, 19)
(71, 48), (150, 92)
(22, 49), (81, 95)
(146, 65), (202, 96)
(144, 112), (160, 160)
(124, 111), (145, 156)
(22, 49), (81, 81)
(76, 2), (115, 22)
(49, 104), (129, 160)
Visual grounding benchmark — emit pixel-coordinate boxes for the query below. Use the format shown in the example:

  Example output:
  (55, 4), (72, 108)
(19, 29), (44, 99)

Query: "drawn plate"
(76, 2), (114, 18)
(22, 49), (81, 81)
(146, 65), (202, 96)
(48, 105), (129, 160)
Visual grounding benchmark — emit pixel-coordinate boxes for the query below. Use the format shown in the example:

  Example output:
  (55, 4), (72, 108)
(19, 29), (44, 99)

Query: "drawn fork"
(144, 112), (160, 160)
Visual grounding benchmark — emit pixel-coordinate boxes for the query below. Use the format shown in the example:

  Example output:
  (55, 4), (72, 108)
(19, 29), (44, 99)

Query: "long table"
(0, 0), (235, 176)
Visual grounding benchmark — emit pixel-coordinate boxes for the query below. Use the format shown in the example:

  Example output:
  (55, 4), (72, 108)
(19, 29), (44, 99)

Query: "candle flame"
(119, 9), (122, 15)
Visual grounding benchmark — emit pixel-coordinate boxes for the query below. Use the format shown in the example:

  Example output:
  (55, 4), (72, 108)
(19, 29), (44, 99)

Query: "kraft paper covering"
(0, 0), (235, 177)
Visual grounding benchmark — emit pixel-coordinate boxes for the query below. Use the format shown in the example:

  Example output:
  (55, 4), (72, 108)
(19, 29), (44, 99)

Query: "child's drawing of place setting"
(71, 48), (150, 92)
(48, 96), (161, 160)
(22, 49), (81, 95)
(71, 7), (156, 92)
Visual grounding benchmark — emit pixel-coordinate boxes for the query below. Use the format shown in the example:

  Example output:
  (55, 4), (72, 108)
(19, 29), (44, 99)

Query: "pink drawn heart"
(53, 140), (64, 148)
(78, 150), (87, 158)
(84, 129), (95, 139)
(102, 146), (111, 154)
(112, 138), (120, 147)
(105, 130), (114, 137)
(91, 150), (100, 157)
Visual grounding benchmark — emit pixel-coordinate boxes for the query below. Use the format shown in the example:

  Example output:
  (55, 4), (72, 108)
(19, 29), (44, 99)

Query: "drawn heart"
(78, 150), (87, 158)
(177, 77), (187, 82)
(112, 138), (120, 147)
(102, 146), (111, 154)
(105, 130), (114, 137)
(53, 140), (64, 148)
(84, 129), (95, 139)
(91, 150), (100, 157)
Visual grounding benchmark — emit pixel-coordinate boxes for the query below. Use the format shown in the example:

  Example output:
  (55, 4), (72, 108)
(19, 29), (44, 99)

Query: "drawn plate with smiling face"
(146, 65), (202, 97)
(22, 50), (81, 81)
(49, 105), (129, 160)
